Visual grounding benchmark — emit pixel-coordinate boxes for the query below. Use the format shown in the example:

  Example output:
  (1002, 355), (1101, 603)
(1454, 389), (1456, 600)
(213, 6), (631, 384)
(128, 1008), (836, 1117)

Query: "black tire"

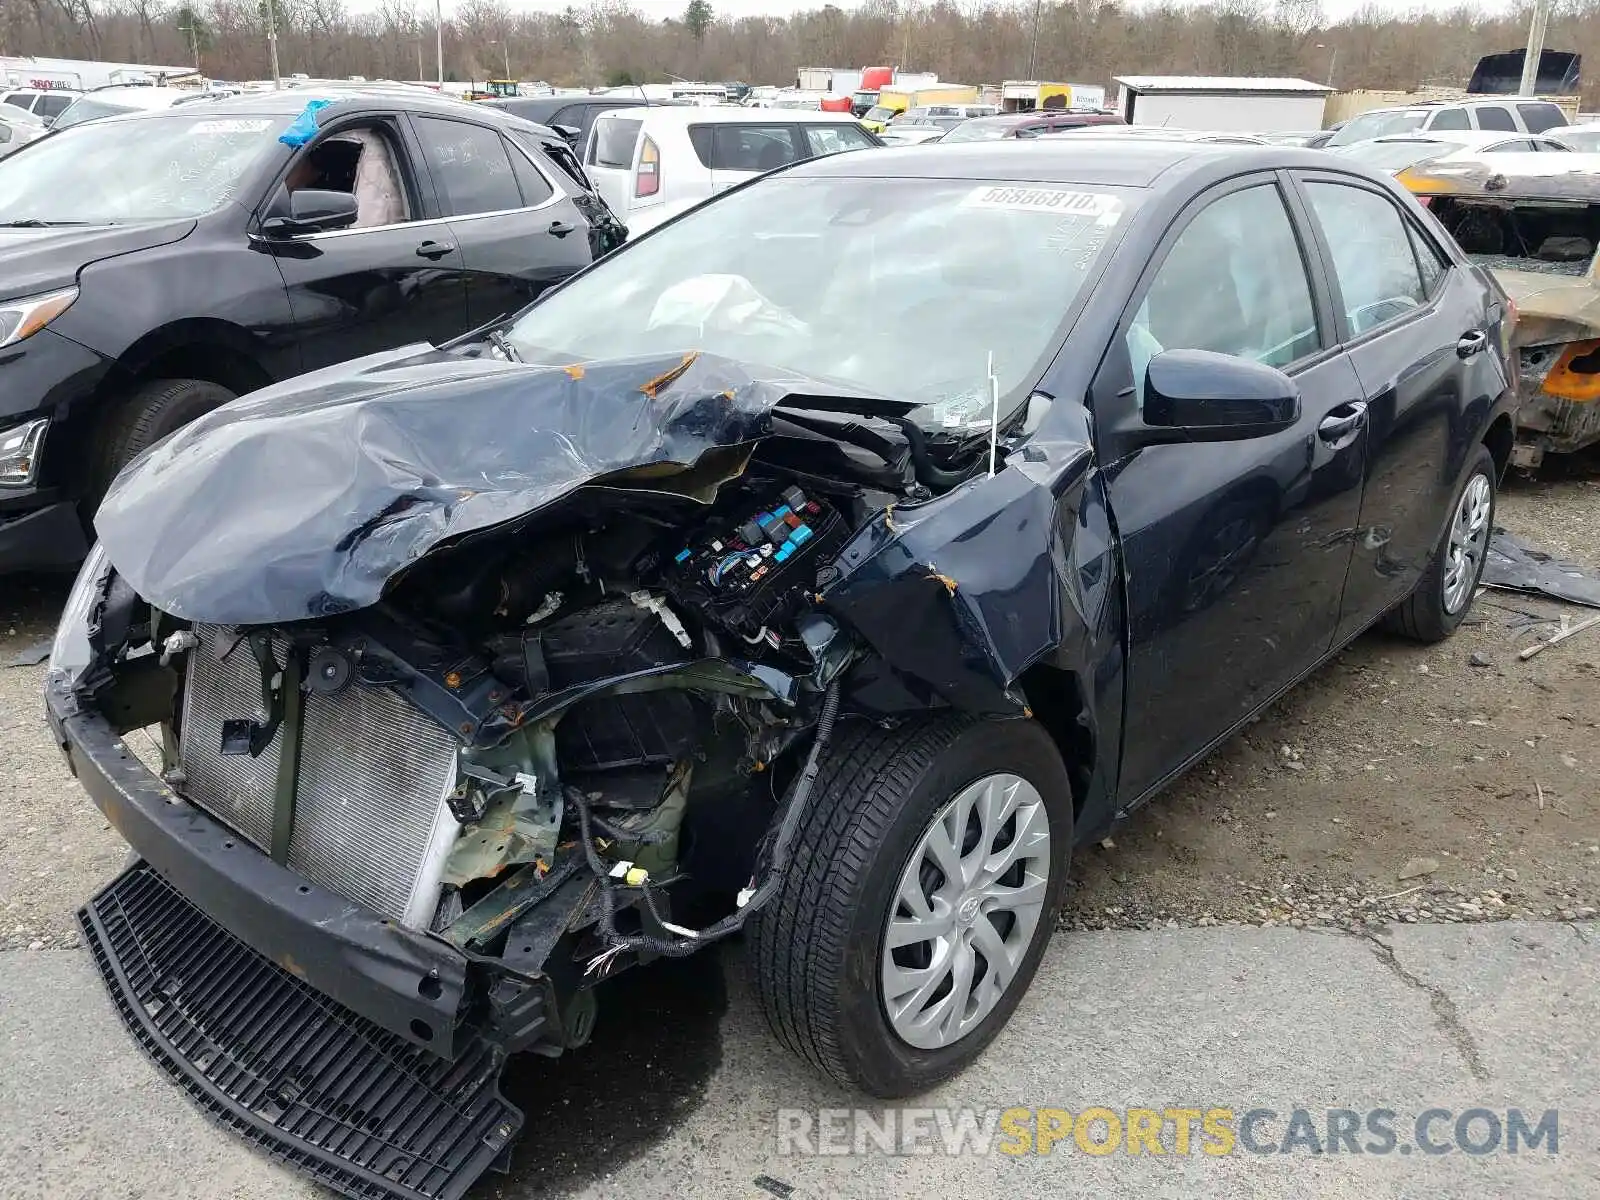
(92, 378), (235, 502)
(1382, 444), (1497, 643)
(748, 715), (1073, 1097)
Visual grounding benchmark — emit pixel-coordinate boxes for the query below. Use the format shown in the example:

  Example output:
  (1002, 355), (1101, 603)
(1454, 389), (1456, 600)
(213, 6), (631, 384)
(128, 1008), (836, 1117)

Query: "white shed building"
(1113, 76), (1332, 132)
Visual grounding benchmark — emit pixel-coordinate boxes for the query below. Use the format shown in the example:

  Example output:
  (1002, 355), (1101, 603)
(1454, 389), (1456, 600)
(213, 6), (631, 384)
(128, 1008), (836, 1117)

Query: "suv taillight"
(636, 135), (660, 197)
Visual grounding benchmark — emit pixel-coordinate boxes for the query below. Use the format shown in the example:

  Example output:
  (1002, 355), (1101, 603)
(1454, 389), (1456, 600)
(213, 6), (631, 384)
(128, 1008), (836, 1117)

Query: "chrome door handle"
(1317, 401), (1368, 444)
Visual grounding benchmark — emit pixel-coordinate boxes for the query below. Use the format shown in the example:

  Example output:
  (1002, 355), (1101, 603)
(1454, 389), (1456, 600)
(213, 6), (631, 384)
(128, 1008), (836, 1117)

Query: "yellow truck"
(861, 84), (980, 132)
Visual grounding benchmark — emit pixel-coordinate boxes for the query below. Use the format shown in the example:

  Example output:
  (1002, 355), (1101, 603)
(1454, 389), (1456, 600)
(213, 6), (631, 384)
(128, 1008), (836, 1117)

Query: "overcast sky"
(392, 0), (1501, 20)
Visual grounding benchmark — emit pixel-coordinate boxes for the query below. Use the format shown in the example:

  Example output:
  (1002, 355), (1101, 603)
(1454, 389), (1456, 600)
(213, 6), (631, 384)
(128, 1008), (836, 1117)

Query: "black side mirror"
(261, 188), (359, 237)
(1137, 349), (1300, 444)
(552, 123), (582, 145)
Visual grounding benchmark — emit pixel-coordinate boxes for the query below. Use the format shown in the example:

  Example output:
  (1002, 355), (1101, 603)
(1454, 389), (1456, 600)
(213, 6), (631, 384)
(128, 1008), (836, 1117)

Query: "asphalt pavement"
(2, 919), (1594, 1200)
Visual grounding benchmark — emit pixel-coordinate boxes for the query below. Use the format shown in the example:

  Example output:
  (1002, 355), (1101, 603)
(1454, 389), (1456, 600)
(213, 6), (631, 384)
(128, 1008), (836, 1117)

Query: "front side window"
(804, 124), (874, 156)
(1430, 107), (1471, 131)
(413, 116), (522, 215)
(504, 175), (1138, 430)
(1127, 183), (1319, 406)
(1476, 105), (1516, 131)
(0, 111), (286, 222)
(1304, 181), (1425, 334)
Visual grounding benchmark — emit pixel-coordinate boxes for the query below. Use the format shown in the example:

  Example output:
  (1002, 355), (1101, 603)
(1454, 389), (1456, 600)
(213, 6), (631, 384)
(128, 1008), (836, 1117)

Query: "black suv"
(0, 89), (625, 572)
(483, 93), (677, 149)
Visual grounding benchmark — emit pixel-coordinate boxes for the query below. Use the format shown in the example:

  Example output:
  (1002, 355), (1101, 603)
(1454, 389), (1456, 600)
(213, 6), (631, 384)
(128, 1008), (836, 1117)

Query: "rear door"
(707, 122), (806, 193)
(410, 113), (593, 329)
(1094, 173), (1369, 803)
(1289, 170), (1508, 641)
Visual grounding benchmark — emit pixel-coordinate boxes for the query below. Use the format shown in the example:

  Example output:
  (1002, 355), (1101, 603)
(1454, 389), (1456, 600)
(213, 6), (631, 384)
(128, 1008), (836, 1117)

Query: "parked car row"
(0, 88), (625, 572)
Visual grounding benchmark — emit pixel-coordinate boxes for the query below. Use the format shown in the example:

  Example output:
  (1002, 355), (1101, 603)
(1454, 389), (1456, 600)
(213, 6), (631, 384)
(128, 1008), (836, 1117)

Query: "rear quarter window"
(590, 117), (641, 167)
(1519, 102), (1566, 133)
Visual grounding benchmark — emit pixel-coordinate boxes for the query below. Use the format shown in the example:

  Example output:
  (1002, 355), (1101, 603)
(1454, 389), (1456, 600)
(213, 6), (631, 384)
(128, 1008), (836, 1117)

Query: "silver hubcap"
(880, 773), (1051, 1050)
(1442, 473), (1492, 614)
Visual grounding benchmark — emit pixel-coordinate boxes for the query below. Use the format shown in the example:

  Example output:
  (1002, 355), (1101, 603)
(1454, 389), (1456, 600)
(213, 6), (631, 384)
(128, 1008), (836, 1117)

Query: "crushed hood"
(94, 345), (882, 625)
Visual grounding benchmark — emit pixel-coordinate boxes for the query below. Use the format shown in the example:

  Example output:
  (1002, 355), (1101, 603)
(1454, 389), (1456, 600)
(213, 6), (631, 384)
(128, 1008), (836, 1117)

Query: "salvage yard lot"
(5, 453), (1598, 956)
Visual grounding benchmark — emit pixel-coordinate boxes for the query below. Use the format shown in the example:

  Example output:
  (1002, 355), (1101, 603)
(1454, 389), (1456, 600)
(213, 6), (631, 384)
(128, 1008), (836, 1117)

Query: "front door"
(1092, 174), (1370, 804)
(259, 116), (469, 373)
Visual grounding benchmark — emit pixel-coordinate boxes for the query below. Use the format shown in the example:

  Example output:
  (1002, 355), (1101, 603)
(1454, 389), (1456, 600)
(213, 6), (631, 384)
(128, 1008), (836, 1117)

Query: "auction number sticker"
(190, 119), (273, 135)
(962, 185), (1123, 224)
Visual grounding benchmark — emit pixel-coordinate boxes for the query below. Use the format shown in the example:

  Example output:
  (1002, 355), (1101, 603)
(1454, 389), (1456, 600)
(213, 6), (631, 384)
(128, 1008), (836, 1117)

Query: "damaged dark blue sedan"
(45, 141), (1515, 1198)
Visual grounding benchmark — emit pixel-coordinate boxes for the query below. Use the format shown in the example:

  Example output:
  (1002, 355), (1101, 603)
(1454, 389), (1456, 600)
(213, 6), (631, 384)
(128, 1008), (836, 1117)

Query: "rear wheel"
(1383, 444), (1496, 642)
(91, 378), (235, 504)
(748, 715), (1072, 1097)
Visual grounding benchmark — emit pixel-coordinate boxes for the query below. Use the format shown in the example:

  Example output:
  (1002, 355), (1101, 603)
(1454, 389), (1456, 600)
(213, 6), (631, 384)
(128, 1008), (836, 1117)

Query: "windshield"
(1560, 129), (1600, 151)
(0, 112), (287, 222)
(943, 119), (1021, 142)
(52, 98), (141, 129)
(865, 106), (896, 123)
(1327, 109), (1428, 147)
(503, 175), (1137, 426)
(1332, 139), (1454, 171)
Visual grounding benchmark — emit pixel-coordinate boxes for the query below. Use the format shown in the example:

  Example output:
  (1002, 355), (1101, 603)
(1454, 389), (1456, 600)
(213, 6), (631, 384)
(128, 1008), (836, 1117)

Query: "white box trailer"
(1113, 75), (1332, 132)
(1, 54), (192, 91)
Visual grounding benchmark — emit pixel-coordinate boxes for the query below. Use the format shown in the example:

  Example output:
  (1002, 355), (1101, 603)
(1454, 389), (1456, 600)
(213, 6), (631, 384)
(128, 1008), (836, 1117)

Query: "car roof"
(57, 87), (547, 128)
(602, 104), (866, 125)
(1053, 126), (1267, 144)
(790, 139), (1319, 187)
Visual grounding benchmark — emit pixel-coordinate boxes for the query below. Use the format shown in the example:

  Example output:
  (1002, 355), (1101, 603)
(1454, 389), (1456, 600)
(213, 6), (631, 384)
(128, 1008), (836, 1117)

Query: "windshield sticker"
(190, 119), (272, 135)
(961, 185), (1123, 224)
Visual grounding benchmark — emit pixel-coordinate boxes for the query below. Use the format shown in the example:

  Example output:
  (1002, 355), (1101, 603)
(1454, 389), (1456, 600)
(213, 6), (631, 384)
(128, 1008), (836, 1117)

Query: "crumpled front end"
(51, 345), (1097, 1199)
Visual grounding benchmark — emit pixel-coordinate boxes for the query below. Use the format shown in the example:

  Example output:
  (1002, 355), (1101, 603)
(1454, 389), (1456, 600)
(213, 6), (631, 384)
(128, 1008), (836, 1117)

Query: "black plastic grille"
(79, 863), (523, 1200)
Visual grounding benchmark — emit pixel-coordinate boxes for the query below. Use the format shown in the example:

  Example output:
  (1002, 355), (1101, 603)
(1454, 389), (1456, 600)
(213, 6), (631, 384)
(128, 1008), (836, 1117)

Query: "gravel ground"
(2, 453), (1599, 952)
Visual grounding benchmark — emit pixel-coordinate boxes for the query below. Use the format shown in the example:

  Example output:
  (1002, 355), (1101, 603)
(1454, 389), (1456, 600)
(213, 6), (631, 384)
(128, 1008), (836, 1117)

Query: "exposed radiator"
(179, 626), (460, 928)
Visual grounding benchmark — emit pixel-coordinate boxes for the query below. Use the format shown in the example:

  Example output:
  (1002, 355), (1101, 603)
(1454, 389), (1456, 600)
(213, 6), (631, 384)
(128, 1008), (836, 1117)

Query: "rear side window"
(1476, 105), (1515, 131)
(1519, 102), (1566, 133)
(590, 117), (641, 167)
(505, 140), (554, 206)
(1304, 182), (1425, 334)
(412, 116), (522, 215)
(707, 124), (802, 172)
(804, 124), (874, 156)
(1408, 223), (1448, 297)
(1430, 108), (1470, 131)
(36, 94), (71, 119)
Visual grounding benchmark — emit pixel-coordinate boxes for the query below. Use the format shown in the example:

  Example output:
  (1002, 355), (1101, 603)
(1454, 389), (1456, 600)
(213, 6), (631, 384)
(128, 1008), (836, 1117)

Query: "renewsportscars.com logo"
(775, 1106), (1561, 1158)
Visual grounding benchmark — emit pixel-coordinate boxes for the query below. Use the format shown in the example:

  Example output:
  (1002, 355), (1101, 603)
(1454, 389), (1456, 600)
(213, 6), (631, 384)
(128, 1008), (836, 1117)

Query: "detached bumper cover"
(80, 863), (523, 1200)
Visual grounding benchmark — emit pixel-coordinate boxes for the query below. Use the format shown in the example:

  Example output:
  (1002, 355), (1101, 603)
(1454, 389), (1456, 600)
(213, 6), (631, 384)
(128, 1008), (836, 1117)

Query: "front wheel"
(1383, 444), (1497, 642)
(748, 715), (1073, 1097)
